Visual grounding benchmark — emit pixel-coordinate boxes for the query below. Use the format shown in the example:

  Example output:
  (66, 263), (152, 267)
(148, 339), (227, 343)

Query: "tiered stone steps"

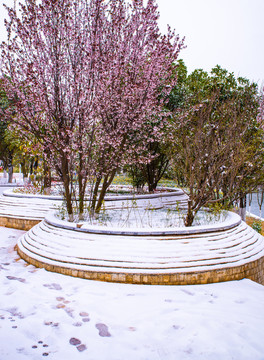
(0, 188), (188, 229)
(17, 212), (264, 285)
(0, 193), (60, 220)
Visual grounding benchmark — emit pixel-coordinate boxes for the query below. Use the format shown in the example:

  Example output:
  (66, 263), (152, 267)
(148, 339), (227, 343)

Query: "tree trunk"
(184, 200), (195, 227)
(8, 165), (13, 183)
(43, 161), (52, 194)
(148, 181), (158, 192)
(7, 152), (13, 183)
(33, 157), (38, 174)
(64, 183), (73, 221)
(78, 169), (88, 221)
(95, 170), (116, 213)
(146, 152), (169, 193)
(91, 177), (102, 214)
(238, 195), (247, 221)
(20, 161), (28, 179)
(78, 170), (84, 219)
(60, 156), (73, 220)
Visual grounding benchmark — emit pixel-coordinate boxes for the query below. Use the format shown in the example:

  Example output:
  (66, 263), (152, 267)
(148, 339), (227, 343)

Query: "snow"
(80, 207), (228, 229)
(1, 226), (264, 360)
(19, 212), (264, 277)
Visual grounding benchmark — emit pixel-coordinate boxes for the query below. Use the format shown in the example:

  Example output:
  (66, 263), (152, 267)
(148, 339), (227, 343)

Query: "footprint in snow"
(82, 317), (90, 322)
(173, 325), (184, 330)
(56, 297), (65, 301)
(181, 289), (194, 296)
(69, 338), (87, 352)
(56, 297), (70, 305)
(64, 307), (74, 318)
(43, 283), (62, 290)
(6, 275), (26, 283)
(235, 299), (246, 304)
(73, 322), (82, 327)
(44, 321), (59, 327)
(96, 323), (111, 337)
(31, 342), (50, 356)
(55, 298), (74, 317)
(69, 338), (81, 346)
(7, 308), (25, 319)
(79, 311), (89, 317)
(80, 311), (90, 322)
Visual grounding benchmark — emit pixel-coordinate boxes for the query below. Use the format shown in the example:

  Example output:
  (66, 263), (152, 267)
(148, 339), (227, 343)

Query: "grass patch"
(246, 216), (264, 235)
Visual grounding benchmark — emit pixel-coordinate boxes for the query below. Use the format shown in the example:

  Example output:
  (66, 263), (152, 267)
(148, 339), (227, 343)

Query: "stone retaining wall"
(16, 212), (264, 286)
(0, 216), (40, 231)
(16, 246), (264, 285)
(1, 189), (264, 286)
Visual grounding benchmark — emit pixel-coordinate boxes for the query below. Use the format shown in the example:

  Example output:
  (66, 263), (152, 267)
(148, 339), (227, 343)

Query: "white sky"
(0, 0), (264, 85)
(157, 0), (264, 86)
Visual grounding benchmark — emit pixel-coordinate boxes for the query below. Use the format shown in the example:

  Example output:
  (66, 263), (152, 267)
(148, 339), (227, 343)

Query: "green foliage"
(112, 173), (134, 186)
(168, 61), (264, 226)
(207, 201), (230, 213)
(252, 221), (262, 234)
(166, 59), (188, 111)
(127, 165), (146, 191)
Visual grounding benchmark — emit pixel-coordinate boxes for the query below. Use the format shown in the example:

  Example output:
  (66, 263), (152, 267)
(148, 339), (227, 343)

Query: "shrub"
(252, 221), (262, 234)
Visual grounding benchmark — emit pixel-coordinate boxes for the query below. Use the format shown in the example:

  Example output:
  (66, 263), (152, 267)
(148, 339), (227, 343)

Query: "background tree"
(0, 121), (14, 183)
(0, 82), (15, 183)
(1, 80), (51, 187)
(170, 65), (264, 226)
(126, 141), (170, 193)
(258, 86), (264, 123)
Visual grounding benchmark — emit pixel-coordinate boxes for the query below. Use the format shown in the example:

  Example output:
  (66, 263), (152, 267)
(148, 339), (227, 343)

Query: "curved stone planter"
(0, 187), (188, 230)
(17, 211), (264, 285)
(0, 190), (62, 230)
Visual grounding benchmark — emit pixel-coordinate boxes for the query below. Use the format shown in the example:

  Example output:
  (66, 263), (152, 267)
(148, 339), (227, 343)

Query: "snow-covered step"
(0, 188), (188, 221)
(0, 193), (60, 220)
(17, 211), (264, 285)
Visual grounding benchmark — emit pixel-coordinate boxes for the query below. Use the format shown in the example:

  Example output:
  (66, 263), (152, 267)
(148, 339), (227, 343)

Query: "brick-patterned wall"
(0, 216), (40, 231)
(17, 246), (264, 285)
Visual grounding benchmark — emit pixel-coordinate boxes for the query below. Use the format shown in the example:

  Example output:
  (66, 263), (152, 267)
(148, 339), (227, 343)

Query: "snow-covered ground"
(0, 173), (23, 186)
(0, 226), (264, 360)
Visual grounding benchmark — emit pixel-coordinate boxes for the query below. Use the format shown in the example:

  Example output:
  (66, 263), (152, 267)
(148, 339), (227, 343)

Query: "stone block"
(133, 274), (141, 283)
(142, 275), (149, 284)
(125, 274), (134, 283)
(118, 274), (126, 282)
(104, 273), (112, 282)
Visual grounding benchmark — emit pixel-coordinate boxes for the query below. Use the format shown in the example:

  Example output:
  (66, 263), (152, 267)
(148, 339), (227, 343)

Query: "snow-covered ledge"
(2, 186), (187, 202)
(45, 211), (241, 235)
(17, 210), (264, 285)
(0, 186), (188, 230)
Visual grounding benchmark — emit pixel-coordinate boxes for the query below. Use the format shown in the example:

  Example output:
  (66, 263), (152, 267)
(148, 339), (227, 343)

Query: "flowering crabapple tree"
(89, 0), (184, 213)
(0, 0), (184, 220)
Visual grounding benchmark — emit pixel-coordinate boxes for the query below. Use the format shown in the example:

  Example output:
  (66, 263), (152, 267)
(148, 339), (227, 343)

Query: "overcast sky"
(157, 0), (264, 86)
(0, 0), (263, 86)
